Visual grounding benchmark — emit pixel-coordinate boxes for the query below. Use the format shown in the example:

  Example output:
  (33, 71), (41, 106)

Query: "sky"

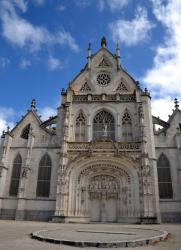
(0, 0), (181, 135)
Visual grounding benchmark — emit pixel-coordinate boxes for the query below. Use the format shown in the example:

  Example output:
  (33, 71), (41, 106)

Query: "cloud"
(48, 56), (62, 71)
(0, 57), (10, 68)
(142, 0), (181, 96)
(75, 0), (129, 11)
(57, 30), (79, 52)
(33, 0), (46, 6)
(0, 107), (15, 136)
(14, 0), (28, 12)
(20, 58), (31, 69)
(39, 107), (57, 121)
(0, 0), (79, 52)
(74, 0), (92, 8)
(109, 6), (154, 46)
(99, 0), (129, 11)
(151, 97), (174, 121)
(57, 4), (66, 12)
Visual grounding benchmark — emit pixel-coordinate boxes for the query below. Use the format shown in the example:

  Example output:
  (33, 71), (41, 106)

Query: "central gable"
(70, 38), (138, 95)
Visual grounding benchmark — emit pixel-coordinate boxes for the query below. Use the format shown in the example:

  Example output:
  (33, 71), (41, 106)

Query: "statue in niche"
(102, 122), (108, 137)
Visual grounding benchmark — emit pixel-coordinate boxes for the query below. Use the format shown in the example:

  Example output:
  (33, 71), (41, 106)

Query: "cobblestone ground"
(0, 220), (180, 250)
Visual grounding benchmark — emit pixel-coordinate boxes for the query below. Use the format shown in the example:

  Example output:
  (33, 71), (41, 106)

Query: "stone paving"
(0, 220), (180, 250)
(31, 224), (168, 247)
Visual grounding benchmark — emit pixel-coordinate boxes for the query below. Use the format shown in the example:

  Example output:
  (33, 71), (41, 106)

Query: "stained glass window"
(36, 154), (52, 197)
(157, 153), (173, 199)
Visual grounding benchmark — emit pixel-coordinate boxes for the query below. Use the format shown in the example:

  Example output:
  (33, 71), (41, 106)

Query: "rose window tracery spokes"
(97, 72), (111, 86)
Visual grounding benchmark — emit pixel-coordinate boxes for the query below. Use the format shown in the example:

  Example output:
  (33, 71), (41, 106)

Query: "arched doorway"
(65, 158), (141, 223)
(89, 175), (119, 222)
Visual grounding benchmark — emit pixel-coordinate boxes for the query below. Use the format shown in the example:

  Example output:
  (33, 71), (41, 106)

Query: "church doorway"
(90, 195), (117, 222)
(89, 175), (119, 222)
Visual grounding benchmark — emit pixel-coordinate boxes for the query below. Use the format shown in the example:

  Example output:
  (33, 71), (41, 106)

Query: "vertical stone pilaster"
(0, 133), (12, 213)
(54, 102), (70, 219)
(16, 127), (35, 220)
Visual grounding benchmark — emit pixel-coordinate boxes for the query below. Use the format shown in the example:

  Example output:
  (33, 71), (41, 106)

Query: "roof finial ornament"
(31, 98), (36, 110)
(101, 36), (107, 48)
(88, 42), (91, 58)
(174, 98), (179, 109)
(1, 130), (5, 138)
(7, 125), (10, 132)
(88, 42), (91, 50)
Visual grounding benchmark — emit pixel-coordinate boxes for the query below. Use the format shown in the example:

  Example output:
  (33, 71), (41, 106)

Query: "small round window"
(97, 72), (111, 86)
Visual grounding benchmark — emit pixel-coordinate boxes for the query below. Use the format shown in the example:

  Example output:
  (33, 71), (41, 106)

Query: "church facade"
(0, 38), (181, 223)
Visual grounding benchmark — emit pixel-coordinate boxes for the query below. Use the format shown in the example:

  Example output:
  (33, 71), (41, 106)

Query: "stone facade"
(0, 38), (181, 223)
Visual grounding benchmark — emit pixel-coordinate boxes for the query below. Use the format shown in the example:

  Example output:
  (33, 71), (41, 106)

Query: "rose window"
(97, 72), (111, 86)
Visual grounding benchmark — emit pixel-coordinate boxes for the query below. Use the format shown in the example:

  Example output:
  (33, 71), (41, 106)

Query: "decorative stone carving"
(88, 175), (119, 193)
(21, 167), (30, 178)
(80, 82), (91, 92)
(116, 82), (128, 92)
(98, 58), (110, 67)
(97, 72), (111, 86)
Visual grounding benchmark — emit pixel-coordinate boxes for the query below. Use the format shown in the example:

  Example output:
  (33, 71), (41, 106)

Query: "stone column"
(87, 113), (91, 141)
(0, 133), (12, 214)
(138, 99), (161, 223)
(15, 127), (35, 220)
(54, 103), (70, 221)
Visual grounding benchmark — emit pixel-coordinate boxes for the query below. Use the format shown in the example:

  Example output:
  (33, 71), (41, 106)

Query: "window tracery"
(97, 72), (111, 86)
(116, 82), (128, 92)
(93, 110), (115, 140)
(36, 154), (52, 197)
(80, 82), (91, 92)
(98, 58), (110, 67)
(75, 112), (86, 141)
(21, 124), (30, 139)
(122, 110), (132, 141)
(9, 154), (22, 196)
(157, 153), (173, 199)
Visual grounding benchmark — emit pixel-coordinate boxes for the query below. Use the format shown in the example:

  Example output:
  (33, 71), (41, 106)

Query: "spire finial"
(31, 99), (36, 110)
(88, 42), (91, 59)
(101, 36), (107, 48)
(174, 98), (179, 109)
(88, 42), (91, 50)
(7, 125), (10, 132)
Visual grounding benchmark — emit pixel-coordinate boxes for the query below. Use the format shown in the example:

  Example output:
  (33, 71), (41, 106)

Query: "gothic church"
(0, 37), (181, 223)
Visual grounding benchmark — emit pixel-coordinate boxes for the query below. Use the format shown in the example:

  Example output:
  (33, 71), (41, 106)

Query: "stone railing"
(67, 141), (141, 152)
(72, 94), (136, 102)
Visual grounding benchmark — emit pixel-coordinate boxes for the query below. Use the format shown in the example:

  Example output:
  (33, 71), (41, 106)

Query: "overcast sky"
(0, 0), (180, 134)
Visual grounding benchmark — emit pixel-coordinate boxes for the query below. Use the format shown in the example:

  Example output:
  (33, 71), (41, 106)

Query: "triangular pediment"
(116, 82), (128, 92)
(98, 57), (110, 67)
(79, 82), (91, 92)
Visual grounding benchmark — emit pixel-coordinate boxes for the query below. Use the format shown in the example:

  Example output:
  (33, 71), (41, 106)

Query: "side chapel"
(0, 37), (181, 223)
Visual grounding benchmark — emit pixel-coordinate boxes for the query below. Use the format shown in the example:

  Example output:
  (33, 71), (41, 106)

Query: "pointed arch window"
(9, 154), (22, 196)
(36, 154), (52, 197)
(122, 110), (132, 141)
(21, 124), (30, 139)
(93, 110), (115, 140)
(75, 112), (86, 141)
(157, 153), (173, 199)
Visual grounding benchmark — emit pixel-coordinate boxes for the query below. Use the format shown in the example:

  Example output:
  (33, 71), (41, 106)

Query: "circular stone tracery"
(97, 72), (111, 86)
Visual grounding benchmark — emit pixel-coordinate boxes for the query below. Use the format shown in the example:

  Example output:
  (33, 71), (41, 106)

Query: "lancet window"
(93, 110), (115, 140)
(122, 110), (132, 141)
(9, 154), (22, 196)
(157, 153), (173, 199)
(21, 124), (30, 139)
(36, 154), (52, 197)
(75, 112), (86, 141)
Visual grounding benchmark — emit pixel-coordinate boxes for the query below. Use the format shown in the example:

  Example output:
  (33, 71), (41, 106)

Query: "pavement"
(0, 220), (180, 250)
